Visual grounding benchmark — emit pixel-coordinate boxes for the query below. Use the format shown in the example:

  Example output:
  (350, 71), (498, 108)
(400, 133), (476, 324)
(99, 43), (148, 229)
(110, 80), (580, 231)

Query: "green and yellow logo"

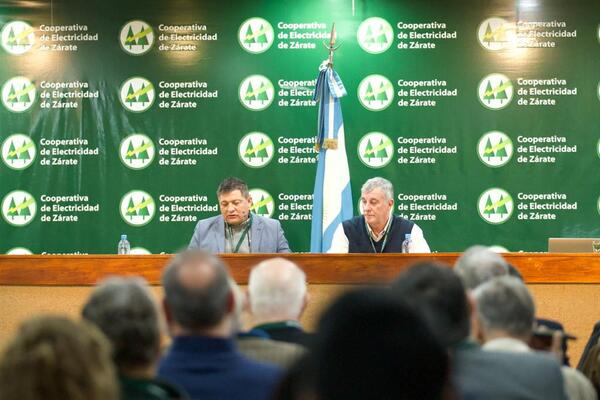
(478, 188), (513, 224)
(239, 75), (274, 111)
(238, 17), (274, 54)
(130, 247), (151, 255)
(249, 188), (274, 218)
(357, 17), (393, 54)
(1, 21), (35, 55)
(477, 131), (512, 168)
(119, 190), (155, 226)
(2, 190), (36, 226)
(357, 75), (394, 111)
(119, 134), (155, 169)
(119, 77), (155, 112)
(2, 134), (36, 170)
(120, 20), (154, 55)
(238, 132), (274, 168)
(357, 132), (393, 168)
(478, 73), (513, 110)
(6, 247), (32, 255)
(2, 76), (36, 112)
(477, 18), (515, 51)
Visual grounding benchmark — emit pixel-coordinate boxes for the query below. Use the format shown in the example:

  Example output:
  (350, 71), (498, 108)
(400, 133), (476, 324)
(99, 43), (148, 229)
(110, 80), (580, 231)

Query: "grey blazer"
(188, 214), (291, 253)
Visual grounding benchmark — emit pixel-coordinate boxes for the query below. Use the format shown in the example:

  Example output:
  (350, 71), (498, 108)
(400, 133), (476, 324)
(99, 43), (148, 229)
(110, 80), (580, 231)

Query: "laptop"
(547, 238), (600, 253)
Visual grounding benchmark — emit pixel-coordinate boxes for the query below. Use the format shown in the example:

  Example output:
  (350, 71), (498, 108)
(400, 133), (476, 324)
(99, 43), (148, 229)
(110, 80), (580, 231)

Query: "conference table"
(1, 253), (599, 364)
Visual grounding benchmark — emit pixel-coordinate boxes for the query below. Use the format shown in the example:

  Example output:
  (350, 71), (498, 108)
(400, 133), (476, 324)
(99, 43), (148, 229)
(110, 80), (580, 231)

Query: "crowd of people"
(1, 246), (600, 400)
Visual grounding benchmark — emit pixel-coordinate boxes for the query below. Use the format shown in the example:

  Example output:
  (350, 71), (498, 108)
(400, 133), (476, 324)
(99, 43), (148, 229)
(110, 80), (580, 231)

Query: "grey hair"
(248, 258), (307, 319)
(162, 250), (231, 330)
(473, 276), (535, 338)
(454, 245), (509, 290)
(82, 276), (160, 369)
(361, 177), (394, 201)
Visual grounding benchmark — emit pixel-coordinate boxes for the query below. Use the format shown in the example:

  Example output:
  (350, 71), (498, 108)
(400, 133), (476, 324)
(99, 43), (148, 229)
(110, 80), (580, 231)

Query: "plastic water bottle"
(118, 234), (130, 255)
(401, 233), (412, 254)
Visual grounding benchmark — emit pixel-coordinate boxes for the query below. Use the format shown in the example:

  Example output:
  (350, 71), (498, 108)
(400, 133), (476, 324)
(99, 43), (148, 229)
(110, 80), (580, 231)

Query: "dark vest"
(342, 215), (414, 253)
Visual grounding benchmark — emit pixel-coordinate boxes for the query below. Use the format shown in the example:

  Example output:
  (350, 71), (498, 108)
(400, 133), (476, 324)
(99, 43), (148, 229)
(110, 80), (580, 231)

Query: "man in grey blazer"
(189, 177), (291, 253)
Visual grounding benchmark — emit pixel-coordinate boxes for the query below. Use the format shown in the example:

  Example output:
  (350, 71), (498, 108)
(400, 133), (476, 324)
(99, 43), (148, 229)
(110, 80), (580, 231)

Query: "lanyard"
(366, 216), (392, 253)
(228, 214), (252, 253)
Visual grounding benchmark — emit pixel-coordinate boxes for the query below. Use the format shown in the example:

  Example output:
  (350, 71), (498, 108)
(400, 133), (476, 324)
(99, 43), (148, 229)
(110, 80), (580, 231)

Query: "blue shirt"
(158, 336), (282, 400)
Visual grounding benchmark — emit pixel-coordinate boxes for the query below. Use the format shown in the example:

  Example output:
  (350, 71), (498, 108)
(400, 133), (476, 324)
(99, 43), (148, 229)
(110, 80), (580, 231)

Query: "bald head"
(248, 258), (307, 321)
(162, 250), (232, 332)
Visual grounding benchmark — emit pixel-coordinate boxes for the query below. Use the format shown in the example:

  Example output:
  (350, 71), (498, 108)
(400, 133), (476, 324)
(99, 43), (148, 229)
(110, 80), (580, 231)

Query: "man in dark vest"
(329, 177), (430, 253)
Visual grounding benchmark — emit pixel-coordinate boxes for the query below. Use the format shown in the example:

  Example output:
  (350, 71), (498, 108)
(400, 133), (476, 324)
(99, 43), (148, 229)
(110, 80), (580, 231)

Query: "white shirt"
(327, 217), (431, 253)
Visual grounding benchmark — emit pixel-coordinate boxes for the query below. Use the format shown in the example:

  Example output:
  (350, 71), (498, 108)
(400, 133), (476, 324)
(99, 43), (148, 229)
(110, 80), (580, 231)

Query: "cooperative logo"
(2, 77), (36, 112)
(597, 80), (600, 102)
(1, 21), (35, 55)
(119, 77), (155, 112)
(2, 134), (36, 170)
(477, 18), (514, 51)
(238, 132), (274, 168)
(6, 247), (32, 255)
(357, 17), (393, 54)
(478, 188), (513, 224)
(357, 132), (393, 168)
(239, 75), (274, 111)
(119, 134), (155, 169)
(130, 247), (151, 255)
(597, 138), (600, 160)
(249, 188), (274, 218)
(478, 73), (513, 110)
(357, 74), (394, 111)
(598, 196), (600, 217)
(120, 20), (154, 55)
(119, 190), (155, 226)
(477, 131), (513, 167)
(238, 18), (274, 54)
(2, 190), (36, 226)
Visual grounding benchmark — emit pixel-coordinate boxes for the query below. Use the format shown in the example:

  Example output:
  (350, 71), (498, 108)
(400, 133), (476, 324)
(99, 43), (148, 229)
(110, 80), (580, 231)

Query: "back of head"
(473, 276), (535, 340)
(391, 262), (470, 347)
(455, 245), (509, 290)
(315, 288), (448, 400)
(248, 258), (307, 320)
(0, 316), (118, 400)
(82, 276), (160, 371)
(162, 250), (231, 331)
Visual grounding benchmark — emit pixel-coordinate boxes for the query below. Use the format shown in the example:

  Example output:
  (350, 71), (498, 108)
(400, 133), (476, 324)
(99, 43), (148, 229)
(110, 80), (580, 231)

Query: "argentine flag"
(310, 61), (353, 253)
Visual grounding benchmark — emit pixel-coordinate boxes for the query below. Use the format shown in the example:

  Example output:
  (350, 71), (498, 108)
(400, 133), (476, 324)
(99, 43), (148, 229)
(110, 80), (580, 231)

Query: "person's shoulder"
(254, 214), (282, 228)
(195, 215), (222, 228)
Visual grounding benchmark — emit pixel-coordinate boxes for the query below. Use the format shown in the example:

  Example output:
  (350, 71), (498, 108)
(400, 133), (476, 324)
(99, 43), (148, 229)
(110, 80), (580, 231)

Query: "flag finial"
(324, 23), (341, 68)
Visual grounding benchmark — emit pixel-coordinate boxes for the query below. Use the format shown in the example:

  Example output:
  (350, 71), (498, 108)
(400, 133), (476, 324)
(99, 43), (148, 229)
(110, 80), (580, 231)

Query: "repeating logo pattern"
(2, 77), (36, 112)
(249, 188), (274, 218)
(2, 190), (36, 226)
(477, 131), (513, 167)
(120, 20), (154, 55)
(239, 75), (274, 111)
(357, 17), (393, 54)
(238, 18), (274, 54)
(119, 190), (155, 226)
(119, 134), (155, 169)
(1, 21), (35, 55)
(478, 188), (513, 224)
(477, 18), (514, 51)
(478, 73), (513, 110)
(119, 77), (155, 112)
(238, 132), (274, 168)
(2, 134), (36, 170)
(357, 75), (394, 111)
(357, 132), (394, 168)
(6, 247), (32, 255)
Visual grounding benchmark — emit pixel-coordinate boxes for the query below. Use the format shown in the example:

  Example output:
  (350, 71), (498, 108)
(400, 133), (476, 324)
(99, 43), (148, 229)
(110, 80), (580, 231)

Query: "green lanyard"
(229, 214), (252, 253)
(366, 217), (392, 253)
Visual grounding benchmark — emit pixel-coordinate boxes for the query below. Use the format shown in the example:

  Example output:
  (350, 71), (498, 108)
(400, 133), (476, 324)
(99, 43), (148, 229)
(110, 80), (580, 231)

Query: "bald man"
(247, 258), (312, 347)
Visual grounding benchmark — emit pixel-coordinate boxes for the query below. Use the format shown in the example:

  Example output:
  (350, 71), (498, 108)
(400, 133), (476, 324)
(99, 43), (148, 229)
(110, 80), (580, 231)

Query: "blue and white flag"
(310, 61), (353, 253)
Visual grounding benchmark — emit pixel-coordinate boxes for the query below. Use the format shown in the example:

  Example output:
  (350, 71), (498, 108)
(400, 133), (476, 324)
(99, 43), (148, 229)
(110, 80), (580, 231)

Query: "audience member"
(474, 276), (596, 400)
(454, 245), (509, 290)
(314, 288), (450, 400)
(0, 316), (118, 400)
(82, 277), (187, 400)
(391, 262), (568, 400)
(159, 250), (282, 400)
(248, 258), (313, 346)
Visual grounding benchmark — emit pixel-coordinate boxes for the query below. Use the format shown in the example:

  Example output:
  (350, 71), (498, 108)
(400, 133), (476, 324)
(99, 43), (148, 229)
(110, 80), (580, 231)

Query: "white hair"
(248, 258), (307, 319)
(361, 177), (394, 201)
(454, 245), (509, 290)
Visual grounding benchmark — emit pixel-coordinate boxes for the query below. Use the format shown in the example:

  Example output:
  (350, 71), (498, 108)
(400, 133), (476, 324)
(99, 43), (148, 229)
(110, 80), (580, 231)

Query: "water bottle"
(118, 234), (130, 255)
(401, 233), (412, 254)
